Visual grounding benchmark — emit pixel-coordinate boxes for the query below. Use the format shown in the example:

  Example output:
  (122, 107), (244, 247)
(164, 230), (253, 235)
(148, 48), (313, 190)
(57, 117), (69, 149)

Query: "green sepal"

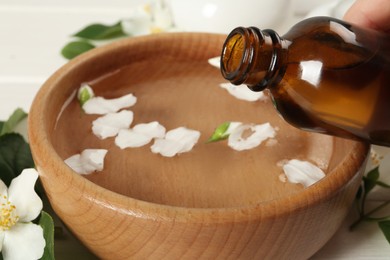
(207, 122), (231, 143)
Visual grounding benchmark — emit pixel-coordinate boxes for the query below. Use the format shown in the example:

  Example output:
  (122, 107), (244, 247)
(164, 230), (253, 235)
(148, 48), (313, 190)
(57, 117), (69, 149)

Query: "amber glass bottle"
(221, 16), (390, 146)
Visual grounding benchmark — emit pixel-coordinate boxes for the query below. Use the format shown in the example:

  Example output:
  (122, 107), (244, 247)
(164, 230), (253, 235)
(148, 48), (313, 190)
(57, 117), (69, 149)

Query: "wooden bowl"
(28, 33), (369, 259)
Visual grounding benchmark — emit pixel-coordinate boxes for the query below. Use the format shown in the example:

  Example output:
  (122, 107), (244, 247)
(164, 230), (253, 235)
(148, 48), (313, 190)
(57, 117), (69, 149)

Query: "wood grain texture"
(28, 33), (370, 259)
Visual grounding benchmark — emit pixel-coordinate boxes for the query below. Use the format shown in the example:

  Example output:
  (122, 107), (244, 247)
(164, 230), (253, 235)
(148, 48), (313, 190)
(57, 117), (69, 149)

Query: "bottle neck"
(221, 27), (286, 91)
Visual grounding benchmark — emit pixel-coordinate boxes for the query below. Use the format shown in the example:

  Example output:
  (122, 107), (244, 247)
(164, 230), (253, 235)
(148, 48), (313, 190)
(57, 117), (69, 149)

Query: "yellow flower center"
(0, 196), (19, 231)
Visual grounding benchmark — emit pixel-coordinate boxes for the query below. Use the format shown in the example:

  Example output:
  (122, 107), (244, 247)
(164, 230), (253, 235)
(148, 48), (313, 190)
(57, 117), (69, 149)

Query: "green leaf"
(0, 133), (34, 186)
(61, 41), (95, 60)
(0, 121), (4, 133)
(363, 167), (380, 194)
(39, 211), (55, 260)
(207, 122), (231, 143)
(379, 220), (390, 244)
(0, 108), (27, 136)
(73, 22), (126, 40)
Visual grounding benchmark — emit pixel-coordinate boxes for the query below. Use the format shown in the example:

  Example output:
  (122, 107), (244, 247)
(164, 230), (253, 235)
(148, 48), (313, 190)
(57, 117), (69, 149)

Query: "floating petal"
(151, 127), (200, 157)
(64, 149), (108, 175)
(83, 94), (136, 115)
(282, 159), (326, 188)
(228, 123), (276, 151)
(165, 127), (201, 153)
(151, 139), (183, 157)
(208, 56), (220, 69)
(220, 83), (266, 102)
(92, 110), (133, 139)
(115, 122), (166, 149)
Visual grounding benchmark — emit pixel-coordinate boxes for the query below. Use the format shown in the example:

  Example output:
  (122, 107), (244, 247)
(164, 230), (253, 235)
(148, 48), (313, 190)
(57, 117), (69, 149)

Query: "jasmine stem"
(350, 200), (390, 230)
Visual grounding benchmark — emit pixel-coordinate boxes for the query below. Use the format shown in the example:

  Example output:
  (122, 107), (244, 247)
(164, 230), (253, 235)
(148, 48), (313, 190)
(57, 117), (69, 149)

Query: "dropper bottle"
(220, 16), (390, 146)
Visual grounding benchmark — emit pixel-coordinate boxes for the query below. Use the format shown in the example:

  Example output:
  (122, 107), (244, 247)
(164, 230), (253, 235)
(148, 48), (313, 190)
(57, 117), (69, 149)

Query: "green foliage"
(351, 166), (390, 244)
(0, 108), (27, 136)
(364, 167), (380, 194)
(61, 21), (128, 59)
(39, 211), (55, 260)
(0, 133), (34, 186)
(0, 109), (55, 257)
(61, 41), (95, 59)
(73, 22), (125, 40)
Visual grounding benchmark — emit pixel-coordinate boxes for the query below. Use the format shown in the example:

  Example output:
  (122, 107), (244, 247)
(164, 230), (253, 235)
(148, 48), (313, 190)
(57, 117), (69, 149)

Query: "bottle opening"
(221, 28), (250, 85)
(222, 33), (245, 76)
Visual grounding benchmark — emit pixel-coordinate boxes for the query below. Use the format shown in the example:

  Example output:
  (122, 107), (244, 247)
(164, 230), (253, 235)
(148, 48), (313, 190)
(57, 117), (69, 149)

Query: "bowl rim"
(28, 32), (370, 224)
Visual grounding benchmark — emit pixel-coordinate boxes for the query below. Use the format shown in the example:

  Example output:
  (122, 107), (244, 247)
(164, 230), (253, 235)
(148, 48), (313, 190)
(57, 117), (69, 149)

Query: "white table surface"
(1, 0), (389, 259)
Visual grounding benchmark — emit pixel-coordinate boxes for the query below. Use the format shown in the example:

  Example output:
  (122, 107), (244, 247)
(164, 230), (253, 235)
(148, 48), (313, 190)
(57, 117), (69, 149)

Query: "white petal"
(151, 0), (173, 30)
(8, 169), (42, 223)
(228, 123), (276, 151)
(115, 129), (152, 149)
(225, 122), (242, 135)
(220, 83), (266, 102)
(151, 139), (183, 157)
(0, 178), (8, 202)
(0, 231), (4, 252)
(208, 56), (220, 69)
(83, 94), (137, 115)
(121, 5), (153, 36)
(378, 153), (390, 182)
(283, 159), (326, 188)
(151, 127), (201, 157)
(64, 149), (108, 175)
(2, 223), (45, 260)
(116, 121), (166, 148)
(64, 154), (84, 173)
(92, 110), (133, 139)
(366, 152), (390, 200)
(165, 127), (201, 153)
(133, 121), (166, 138)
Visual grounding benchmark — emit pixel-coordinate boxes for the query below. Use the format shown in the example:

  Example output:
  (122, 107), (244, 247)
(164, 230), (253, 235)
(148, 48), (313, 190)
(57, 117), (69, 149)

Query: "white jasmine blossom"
(83, 93), (137, 115)
(151, 127), (201, 157)
(228, 123), (276, 151)
(115, 121), (166, 148)
(121, 1), (173, 36)
(64, 149), (108, 175)
(92, 110), (134, 139)
(364, 146), (390, 200)
(220, 83), (266, 102)
(208, 56), (220, 69)
(150, 0), (173, 32)
(0, 169), (45, 260)
(282, 159), (326, 188)
(121, 5), (153, 36)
